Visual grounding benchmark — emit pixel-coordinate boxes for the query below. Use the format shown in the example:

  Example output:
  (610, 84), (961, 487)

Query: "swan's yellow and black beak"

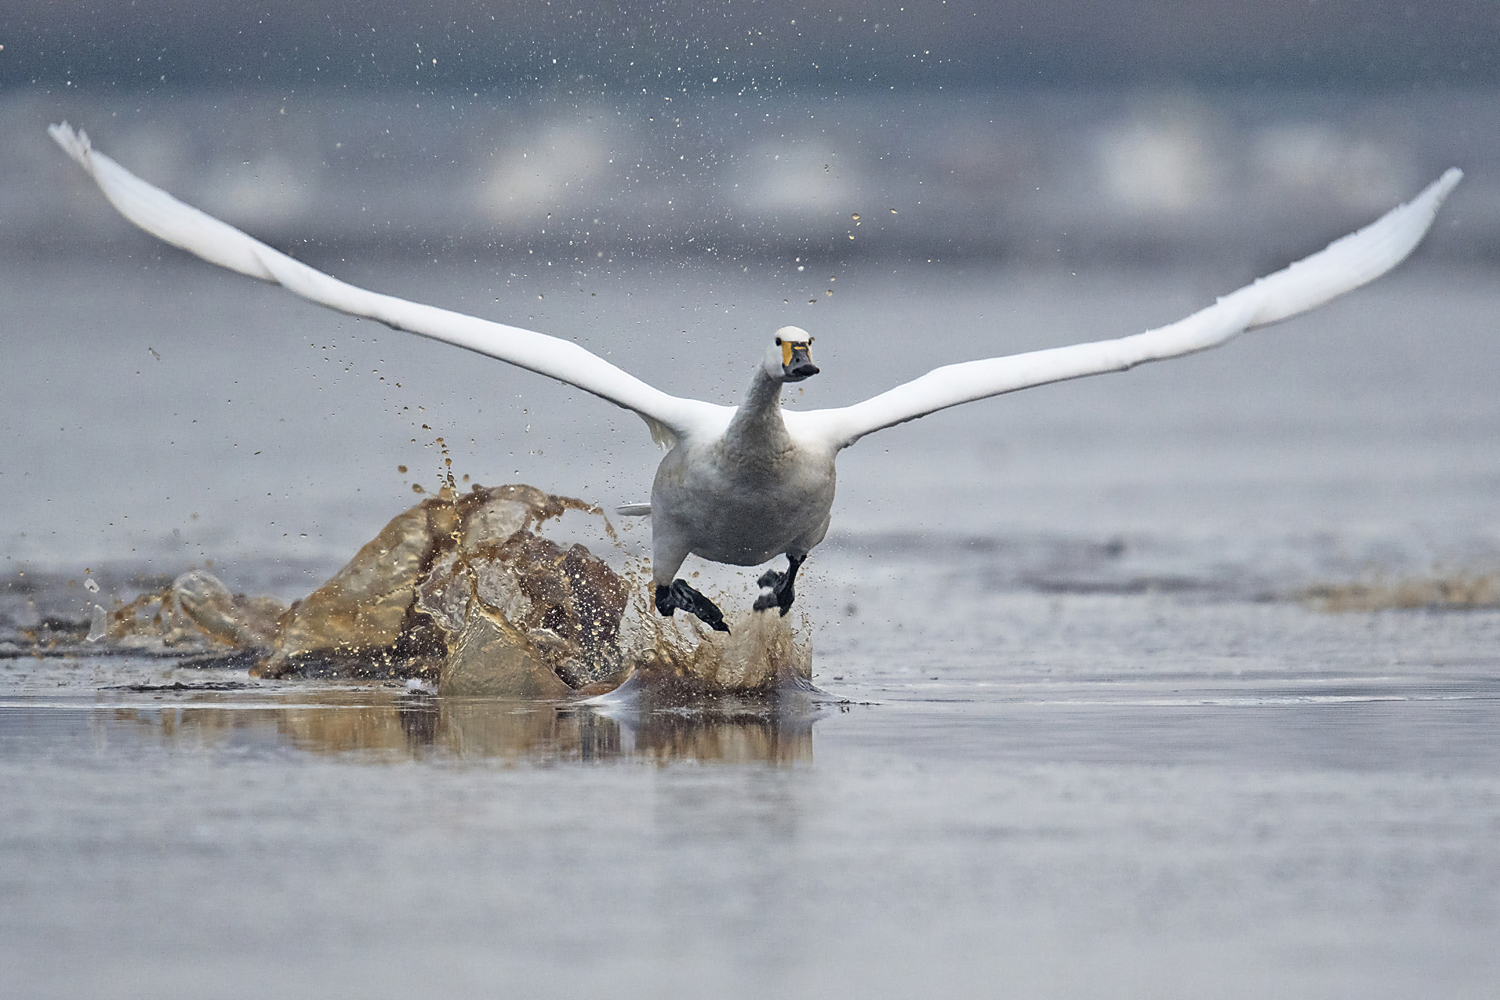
(779, 337), (819, 381)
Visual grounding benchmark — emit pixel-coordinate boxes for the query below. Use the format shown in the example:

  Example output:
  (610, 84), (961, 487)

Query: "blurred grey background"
(3, 0), (1496, 89)
(2, 0), (1496, 577)
(3, 0), (1498, 265)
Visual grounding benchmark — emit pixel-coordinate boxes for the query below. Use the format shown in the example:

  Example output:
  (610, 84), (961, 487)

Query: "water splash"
(38, 483), (810, 697)
(89, 568), (285, 652)
(69, 482), (808, 696)
(616, 601), (812, 697)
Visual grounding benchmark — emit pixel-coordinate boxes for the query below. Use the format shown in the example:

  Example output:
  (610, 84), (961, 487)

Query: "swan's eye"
(808, 337), (814, 344)
(775, 337), (782, 346)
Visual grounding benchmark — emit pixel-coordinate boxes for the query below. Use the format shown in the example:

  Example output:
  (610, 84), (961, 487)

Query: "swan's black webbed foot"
(752, 554), (806, 616)
(655, 580), (731, 632)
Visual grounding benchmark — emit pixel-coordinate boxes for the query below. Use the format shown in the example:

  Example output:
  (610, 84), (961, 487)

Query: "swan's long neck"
(724, 367), (791, 457)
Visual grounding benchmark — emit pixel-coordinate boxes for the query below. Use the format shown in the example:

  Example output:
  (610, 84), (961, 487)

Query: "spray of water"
(74, 482), (807, 697)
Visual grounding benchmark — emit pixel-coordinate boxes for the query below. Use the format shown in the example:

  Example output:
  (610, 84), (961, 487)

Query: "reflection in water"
(103, 688), (818, 765)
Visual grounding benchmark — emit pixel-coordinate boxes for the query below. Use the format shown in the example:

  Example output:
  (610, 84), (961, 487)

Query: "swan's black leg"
(655, 580), (731, 632)
(752, 554), (806, 616)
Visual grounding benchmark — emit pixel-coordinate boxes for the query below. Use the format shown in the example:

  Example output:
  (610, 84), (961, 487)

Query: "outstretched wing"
(796, 169), (1462, 451)
(49, 122), (722, 446)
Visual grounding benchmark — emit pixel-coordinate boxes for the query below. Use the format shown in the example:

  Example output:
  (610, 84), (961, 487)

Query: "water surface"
(4, 90), (1499, 997)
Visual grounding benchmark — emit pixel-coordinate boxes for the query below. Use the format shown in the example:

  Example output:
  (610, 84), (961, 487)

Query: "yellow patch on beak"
(781, 340), (795, 367)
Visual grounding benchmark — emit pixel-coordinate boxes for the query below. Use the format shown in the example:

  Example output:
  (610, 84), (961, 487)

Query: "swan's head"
(763, 326), (819, 383)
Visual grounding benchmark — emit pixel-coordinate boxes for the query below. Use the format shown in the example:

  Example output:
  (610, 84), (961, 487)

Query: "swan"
(49, 122), (1462, 631)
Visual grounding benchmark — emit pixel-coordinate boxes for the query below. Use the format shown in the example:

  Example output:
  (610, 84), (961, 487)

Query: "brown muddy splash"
(85, 483), (811, 698)
(259, 483), (627, 687)
(92, 569), (285, 651)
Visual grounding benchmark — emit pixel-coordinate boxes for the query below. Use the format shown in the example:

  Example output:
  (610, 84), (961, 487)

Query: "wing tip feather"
(1384, 165), (1463, 262)
(48, 121), (94, 172)
(1398, 167), (1463, 240)
(1432, 167), (1464, 203)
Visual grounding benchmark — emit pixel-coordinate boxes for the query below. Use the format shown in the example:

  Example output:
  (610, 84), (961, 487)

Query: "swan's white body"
(651, 355), (838, 576)
(49, 122), (1461, 615)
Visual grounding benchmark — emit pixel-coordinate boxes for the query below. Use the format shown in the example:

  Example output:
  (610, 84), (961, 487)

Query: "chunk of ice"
(86, 604), (108, 643)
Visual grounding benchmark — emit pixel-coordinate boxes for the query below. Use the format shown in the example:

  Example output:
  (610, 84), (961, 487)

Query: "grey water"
(4, 88), (1500, 998)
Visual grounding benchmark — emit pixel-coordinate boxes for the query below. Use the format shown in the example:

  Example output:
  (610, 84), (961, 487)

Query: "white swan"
(49, 122), (1462, 630)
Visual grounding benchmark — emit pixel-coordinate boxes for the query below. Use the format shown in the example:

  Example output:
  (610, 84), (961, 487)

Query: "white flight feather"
(47, 122), (721, 448)
(790, 167), (1463, 450)
(51, 122), (1459, 460)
